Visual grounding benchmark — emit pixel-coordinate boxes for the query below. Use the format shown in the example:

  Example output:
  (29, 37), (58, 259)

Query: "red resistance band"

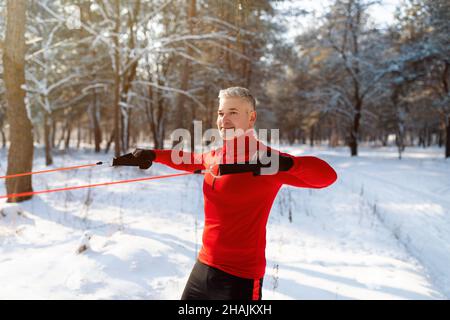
(0, 162), (199, 200)
(0, 162), (103, 179)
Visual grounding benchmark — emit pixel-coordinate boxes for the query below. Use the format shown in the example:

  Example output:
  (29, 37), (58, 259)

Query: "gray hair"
(218, 87), (256, 110)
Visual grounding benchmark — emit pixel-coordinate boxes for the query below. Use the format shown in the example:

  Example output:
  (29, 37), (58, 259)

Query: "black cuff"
(279, 155), (294, 172)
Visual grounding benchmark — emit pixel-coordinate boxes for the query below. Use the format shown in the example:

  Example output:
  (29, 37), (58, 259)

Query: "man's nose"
(222, 113), (232, 121)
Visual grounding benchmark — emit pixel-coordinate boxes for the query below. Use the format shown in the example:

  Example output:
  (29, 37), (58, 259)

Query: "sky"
(272, 0), (402, 42)
(368, 0), (401, 27)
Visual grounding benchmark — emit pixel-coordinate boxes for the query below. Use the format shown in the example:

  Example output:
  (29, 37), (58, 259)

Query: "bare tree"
(3, 0), (34, 202)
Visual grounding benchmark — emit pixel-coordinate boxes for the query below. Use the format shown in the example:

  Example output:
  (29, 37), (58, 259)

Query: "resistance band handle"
(218, 163), (267, 176)
(218, 156), (294, 176)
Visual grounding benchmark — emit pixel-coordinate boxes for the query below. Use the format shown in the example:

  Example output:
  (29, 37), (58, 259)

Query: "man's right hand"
(112, 149), (156, 169)
(132, 149), (156, 163)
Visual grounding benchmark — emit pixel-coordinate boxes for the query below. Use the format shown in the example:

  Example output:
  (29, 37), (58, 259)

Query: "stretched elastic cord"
(0, 171), (195, 200)
(0, 162), (104, 180)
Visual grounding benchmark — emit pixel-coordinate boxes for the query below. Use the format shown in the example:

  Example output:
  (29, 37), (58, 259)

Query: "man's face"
(217, 97), (257, 140)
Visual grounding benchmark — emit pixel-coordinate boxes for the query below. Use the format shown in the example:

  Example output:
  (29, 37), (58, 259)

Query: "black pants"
(181, 260), (263, 300)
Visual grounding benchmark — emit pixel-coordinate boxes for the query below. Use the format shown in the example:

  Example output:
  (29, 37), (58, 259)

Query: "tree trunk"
(145, 88), (165, 149)
(51, 117), (56, 148)
(349, 104), (361, 156)
(437, 131), (442, 147)
(77, 120), (81, 149)
(309, 125), (315, 147)
(1, 129), (6, 148)
(79, 0), (102, 152)
(438, 126), (444, 148)
(396, 109), (405, 159)
(419, 129), (425, 147)
(3, 0), (34, 202)
(57, 124), (66, 149)
(329, 118), (339, 147)
(349, 129), (358, 156)
(0, 113), (7, 148)
(64, 121), (72, 151)
(426, 127), (432, 147)
(105, 129), (115, 154)
(441, 61), (449, 156)
(44, 112), (53, 165)
(113, 0), (121, 157)
(172, 0), (196, 147)
(126, 109), (132, 151)
(446, 116), (450, 158)
(145, 85), (158, 148)
(92, 91), (102, 152)
(120, 1), (140, 153)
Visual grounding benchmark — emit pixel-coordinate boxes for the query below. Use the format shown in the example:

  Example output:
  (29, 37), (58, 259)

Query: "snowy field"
(0, 144), (449, 300)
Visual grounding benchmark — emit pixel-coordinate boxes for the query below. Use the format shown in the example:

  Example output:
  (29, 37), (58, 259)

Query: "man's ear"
(250, 110), (257, 124)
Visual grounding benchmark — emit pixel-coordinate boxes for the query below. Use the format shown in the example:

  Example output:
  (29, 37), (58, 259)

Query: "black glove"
(278, 154), (294, 172)
(132, 149), (156, 162)
(218, 154), (294, 176)
(112, 149), (155, 169)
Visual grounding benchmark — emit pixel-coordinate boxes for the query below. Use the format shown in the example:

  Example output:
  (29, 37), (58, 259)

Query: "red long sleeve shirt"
(153, 131), (337, 279)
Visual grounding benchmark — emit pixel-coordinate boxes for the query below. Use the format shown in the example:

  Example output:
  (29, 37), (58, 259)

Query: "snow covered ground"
(0, 144), (449, 300)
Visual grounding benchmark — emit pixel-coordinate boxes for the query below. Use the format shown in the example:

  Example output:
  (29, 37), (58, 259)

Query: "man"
(115, 87), (337, 300)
